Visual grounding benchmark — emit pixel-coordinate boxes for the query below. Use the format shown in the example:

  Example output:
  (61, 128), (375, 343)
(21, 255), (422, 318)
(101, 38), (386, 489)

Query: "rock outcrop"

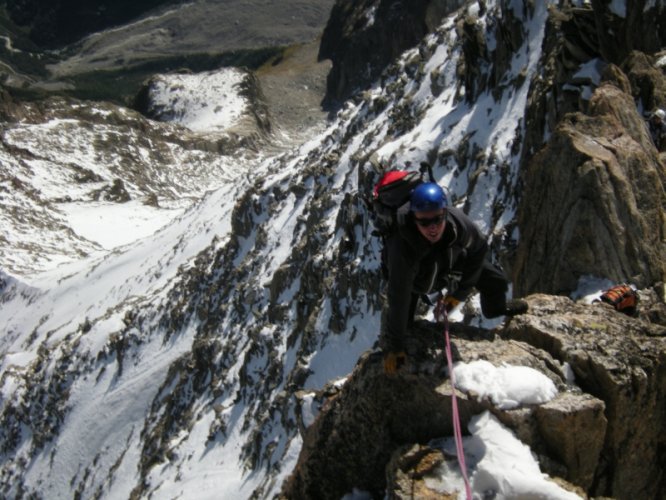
(513, 0), (666, 296)
(504, 292), (666, 500)
(282, 292), (666, 499)
(133, 67), (272, 145)
(515, 79), (666, 296)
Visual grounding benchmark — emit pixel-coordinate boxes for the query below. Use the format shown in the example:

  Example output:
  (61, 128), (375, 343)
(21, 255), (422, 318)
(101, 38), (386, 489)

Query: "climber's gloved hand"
(443, 295), (461, 312)
(435, 295), (460, 320)
(383, 351), (407, 374)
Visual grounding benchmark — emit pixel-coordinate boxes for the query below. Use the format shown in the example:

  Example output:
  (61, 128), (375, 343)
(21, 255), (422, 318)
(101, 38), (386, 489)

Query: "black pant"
(407, 258), (509, 322)
(477, 259), (509, 318)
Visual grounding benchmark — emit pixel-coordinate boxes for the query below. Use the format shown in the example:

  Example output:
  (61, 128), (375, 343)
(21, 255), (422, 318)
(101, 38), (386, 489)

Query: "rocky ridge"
(283, 291), (666, 498)
(515, 80), (666, 295)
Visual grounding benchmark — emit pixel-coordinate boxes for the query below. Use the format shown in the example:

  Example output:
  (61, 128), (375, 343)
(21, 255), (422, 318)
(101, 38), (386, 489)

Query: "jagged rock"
(281, 317), (609, 499)
(455, 1), (526, 103)
(519, 3), (666, 220)
(283, 292), (666, 498)
(515, 81), (666, 295)
(503, 293), (666, 499)
(555, 2), (666, 70)
(592, 1), (665, 65)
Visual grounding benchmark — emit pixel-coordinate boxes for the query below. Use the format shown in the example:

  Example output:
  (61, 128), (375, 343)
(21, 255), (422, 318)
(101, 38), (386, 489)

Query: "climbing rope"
(436, 304), (472, 499)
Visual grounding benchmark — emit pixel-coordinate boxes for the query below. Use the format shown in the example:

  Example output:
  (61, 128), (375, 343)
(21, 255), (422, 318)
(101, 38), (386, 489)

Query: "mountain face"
(0, 90), (261, 275)
(3, 0), (338, 52)
(0, 1), (665, 500)
(318, 0), (469, 107)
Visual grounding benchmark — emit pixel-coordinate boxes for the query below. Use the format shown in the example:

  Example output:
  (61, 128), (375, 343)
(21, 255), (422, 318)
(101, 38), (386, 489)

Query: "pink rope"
(438, 307), (472, 499)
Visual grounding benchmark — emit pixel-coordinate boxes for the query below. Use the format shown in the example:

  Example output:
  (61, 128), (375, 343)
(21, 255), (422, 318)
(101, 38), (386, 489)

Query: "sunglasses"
(414, 213), (446, 227)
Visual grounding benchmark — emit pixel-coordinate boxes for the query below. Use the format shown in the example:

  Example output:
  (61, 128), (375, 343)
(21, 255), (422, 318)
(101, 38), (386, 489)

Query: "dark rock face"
(281, 293), (666, 499)
(518, 2), (666, 195)
(318, 0), (467, 107)
(590, 0), (666, 65)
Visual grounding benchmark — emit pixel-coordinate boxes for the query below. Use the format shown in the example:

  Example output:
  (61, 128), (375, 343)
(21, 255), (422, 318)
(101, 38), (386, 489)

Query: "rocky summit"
(283, 291), (666, 499)
(0, 1), (665, 499)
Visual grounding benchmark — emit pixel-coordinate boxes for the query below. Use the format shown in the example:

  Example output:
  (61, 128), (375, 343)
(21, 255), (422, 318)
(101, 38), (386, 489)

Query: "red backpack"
(371, 170), (422, 233)
(369, 162), (437, 234)
(599, 284), (639, 316)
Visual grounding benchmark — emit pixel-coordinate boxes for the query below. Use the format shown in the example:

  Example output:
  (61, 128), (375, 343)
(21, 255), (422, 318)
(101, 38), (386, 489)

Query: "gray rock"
(318, 0), (467, 106)
(280, 282), (666, 499)
(515, 81), (666, 295)
(503, 294), (666, 499)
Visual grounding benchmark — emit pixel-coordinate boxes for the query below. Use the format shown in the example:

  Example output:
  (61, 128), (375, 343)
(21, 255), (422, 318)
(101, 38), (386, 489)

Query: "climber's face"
(414, 209), (446, 243)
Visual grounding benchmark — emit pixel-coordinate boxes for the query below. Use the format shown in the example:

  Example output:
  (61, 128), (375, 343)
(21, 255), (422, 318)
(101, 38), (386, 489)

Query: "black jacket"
(383, 207), (488, 348)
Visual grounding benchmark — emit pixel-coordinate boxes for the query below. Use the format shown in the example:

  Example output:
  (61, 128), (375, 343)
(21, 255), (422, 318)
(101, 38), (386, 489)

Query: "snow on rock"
(465, 412), (582, 500)
(454, 360), (558, 410)
(141, 68), (250, 132)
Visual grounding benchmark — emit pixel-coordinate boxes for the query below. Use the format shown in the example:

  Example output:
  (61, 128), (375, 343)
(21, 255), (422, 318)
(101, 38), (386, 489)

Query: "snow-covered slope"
(0, 77), (257, 276)
(0, 1), (573, 498)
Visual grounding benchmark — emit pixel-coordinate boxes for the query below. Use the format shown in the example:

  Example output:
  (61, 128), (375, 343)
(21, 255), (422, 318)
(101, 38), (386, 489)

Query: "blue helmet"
(410, 182), (447, 212)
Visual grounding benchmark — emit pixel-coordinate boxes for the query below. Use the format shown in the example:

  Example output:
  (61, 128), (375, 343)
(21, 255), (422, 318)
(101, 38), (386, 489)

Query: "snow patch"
(147, 68), (249, 132)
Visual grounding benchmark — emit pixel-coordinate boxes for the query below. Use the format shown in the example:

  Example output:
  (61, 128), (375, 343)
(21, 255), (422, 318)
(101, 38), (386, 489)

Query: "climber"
(648, 108), (666, 151)
(381, 182), (528, 374)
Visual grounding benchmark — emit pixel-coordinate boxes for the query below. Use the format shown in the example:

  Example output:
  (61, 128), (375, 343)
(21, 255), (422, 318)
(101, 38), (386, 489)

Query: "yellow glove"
(435, 295), (460, 320)
(442, 295), (461, 311)
(383, 351), (407, 374)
